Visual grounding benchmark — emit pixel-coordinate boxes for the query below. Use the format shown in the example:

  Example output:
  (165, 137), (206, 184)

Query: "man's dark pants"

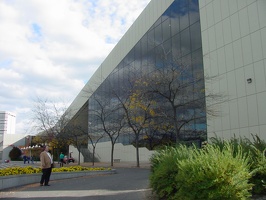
(40, 167), (52, 185)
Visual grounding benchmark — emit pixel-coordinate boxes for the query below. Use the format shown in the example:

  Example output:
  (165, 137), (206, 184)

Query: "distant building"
(0, 111), (16, 135)
(0, 111), (16, 160)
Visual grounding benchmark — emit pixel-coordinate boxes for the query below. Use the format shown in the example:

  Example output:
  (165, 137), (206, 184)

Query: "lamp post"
(28, 146), (32, 158)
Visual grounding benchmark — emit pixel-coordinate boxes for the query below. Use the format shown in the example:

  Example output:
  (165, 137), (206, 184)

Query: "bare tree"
(32, 97), (86, 163)
(139, 45), (223, 143)
(60, 124), (87, 165)
(31, 98), (70, 147)
(82, 83), (119, 166)
(109, 71), (157, 167)
(89, 93), (126, 166)
(87, 125), (105, 166)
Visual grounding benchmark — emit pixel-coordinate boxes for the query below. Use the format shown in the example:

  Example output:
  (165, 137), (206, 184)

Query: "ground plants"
(174, 143), (252, 200)
(210, 134), (266, 195)
(150, 143), (254, 199)
(149, 145), (194, 198)
(0, 166), (111, 176)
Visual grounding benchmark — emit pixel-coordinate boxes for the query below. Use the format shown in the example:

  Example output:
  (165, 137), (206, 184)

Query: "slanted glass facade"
(88, 0), (206, 146)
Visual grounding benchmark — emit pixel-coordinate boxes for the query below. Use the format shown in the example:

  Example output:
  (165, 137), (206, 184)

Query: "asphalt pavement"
(0, 163), (155, 200)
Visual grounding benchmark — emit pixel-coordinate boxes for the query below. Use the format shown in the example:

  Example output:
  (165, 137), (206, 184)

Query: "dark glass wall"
(88, 0), (206, 145)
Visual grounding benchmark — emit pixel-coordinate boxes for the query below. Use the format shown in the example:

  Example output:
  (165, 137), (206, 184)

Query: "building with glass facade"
(66, 0), (266, 162)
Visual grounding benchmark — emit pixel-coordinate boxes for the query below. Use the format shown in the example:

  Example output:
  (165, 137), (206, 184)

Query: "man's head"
(43, 145), (49, 152)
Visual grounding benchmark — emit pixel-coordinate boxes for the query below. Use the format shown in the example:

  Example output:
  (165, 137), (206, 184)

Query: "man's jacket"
(40, 151), (52, 169)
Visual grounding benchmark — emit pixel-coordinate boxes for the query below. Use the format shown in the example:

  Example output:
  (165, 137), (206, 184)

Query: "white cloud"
(0, 0), (151, 135)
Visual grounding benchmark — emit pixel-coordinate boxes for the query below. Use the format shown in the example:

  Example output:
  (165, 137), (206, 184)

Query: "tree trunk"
(92, 147), (95, 166)
(78, 150), (81, 165)
(111, 142), (114, 166)
(136, 135), (140, 167)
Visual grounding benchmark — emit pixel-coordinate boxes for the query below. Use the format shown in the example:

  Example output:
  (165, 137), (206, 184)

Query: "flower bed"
(0, 166), (111, 176)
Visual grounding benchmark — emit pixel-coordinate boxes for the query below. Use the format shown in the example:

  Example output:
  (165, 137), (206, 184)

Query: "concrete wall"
(2, 134), (26, 162)
(69, 145), (84, 163)
(89, 142), (154, 163)
(200, 0), (266, 141)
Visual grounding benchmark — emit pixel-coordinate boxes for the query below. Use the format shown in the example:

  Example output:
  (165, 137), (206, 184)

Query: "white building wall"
(0, 111), (16, 135)
(88, 142), (154, 163)
(200, 0), (266, 141)
(0, 111), (16, 160)
(69, 145), (84, 163)
(2, 134), (26, 161)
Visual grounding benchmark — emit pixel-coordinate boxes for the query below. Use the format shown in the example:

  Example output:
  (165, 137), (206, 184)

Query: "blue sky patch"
(0, 59), (12, 68)
(28, 23), (43, 42)
(105, 36), (117, 44)
(31, 23), (42, 37)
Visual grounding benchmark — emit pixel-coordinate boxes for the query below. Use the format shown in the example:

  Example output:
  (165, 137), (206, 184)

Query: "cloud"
(0, 0), (151, 134)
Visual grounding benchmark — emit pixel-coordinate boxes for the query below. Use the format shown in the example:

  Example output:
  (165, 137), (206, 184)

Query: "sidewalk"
(0, 164), (153, 200)
(80, 161), (151, 169)
(0, 161), (40, 169)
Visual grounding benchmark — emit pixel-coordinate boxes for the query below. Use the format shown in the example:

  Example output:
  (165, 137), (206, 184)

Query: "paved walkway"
(0, 160), (151, 169)
(0, 161), (40, 169)
(0, 161), (155, 200)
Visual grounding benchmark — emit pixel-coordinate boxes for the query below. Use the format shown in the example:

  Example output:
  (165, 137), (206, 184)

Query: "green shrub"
(174, 143), (253, 200)
(249, 148), (266, 194)
(150, 143), (254, 200)
(210, 134), (266, 195)
(9, 147), (22, 160)
(149, 145), (193, 199)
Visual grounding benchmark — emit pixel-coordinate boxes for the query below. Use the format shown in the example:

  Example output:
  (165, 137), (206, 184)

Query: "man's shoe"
(40, 183), (43, 186)
(44, 184), (50, 186)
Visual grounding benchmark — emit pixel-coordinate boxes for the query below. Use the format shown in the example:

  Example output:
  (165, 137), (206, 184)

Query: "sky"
(0, 0), (151, 135)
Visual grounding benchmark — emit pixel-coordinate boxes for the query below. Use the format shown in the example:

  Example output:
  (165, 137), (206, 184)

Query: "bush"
(149, 145), (193, 199)
(210, 135), (266, 195)
(150, 143), (253, 200)
(175, 143), (252, 200)
(9, 147), (22, 160)
(249, 148), (266, 194)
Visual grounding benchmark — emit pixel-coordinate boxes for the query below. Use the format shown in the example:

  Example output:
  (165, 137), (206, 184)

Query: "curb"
(0, 169), (116, 190)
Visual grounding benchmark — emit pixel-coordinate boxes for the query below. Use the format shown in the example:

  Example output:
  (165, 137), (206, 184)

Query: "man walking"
(59, 152), (65, 167)
(40, 145), (53, 186)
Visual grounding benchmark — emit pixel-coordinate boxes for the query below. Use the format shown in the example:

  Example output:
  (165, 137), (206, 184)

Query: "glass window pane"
(170, 16), (179, 36)
(172, 33), (181, 58)
(179, 0), (189, 31)
(155, 24), (162, 46)
(148, 29), (155, 51)
(141, 34), (148, 57)
(162, 18), (171, 42)
(180, 28), (191, 56)
(189, 0), (200, 25)
(190, 21), (201, 52)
